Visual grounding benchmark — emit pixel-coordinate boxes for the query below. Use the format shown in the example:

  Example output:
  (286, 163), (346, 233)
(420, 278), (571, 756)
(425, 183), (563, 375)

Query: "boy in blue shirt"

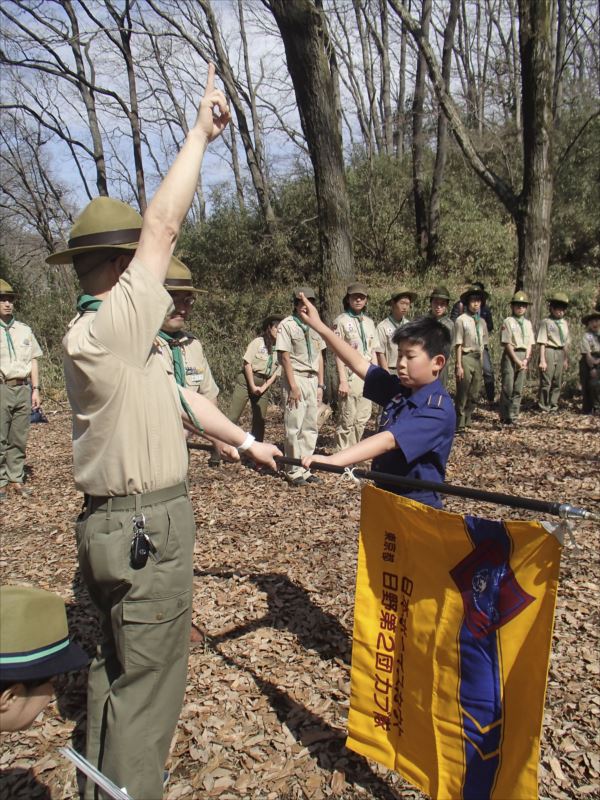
(299, 294), (455, 508)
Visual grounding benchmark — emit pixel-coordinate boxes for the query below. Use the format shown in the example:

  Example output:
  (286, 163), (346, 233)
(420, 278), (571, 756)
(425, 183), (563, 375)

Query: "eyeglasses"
(170, 294), (196, 307)
(0, 295), (15, 302)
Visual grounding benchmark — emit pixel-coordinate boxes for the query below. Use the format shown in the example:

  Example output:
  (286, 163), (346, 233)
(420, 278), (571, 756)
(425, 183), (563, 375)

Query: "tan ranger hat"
(46, 197), (142, 265)
(164, 256), (206, 294)
(0, 278), (17, 296)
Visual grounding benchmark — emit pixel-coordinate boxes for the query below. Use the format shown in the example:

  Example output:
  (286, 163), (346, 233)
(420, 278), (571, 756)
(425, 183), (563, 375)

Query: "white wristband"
(237, 432), (255, 453)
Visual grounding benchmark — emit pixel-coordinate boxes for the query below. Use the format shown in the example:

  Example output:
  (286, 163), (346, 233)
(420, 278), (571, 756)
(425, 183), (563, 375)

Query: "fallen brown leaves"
(0, 401), (598, 800)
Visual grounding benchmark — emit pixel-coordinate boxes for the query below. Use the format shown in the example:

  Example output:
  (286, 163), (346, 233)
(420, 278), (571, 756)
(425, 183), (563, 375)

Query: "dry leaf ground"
(0, 400), (598, 800)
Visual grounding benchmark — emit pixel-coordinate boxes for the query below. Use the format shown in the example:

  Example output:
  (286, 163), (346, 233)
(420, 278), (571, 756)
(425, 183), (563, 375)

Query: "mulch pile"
(1, 401), (598, 800)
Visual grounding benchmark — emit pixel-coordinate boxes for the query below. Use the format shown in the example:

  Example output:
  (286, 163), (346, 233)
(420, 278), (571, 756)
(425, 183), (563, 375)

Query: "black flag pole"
(187, 444), (598, 521)
(274, 456), (599, 521)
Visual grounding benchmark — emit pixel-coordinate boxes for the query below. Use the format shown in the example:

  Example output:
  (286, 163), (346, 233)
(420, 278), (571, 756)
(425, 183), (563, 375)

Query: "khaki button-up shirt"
(275, 316), (325, 374)
(537, 317), (570, 349)
(500, 316), (534, 349)
(375, 316), (407, 371)
(453, 313), (489, 354)
(157, 334), (219, 400)
(63, 258), (188, 496)
(243, 336), (280, 378)
(0, 319), (42, 380)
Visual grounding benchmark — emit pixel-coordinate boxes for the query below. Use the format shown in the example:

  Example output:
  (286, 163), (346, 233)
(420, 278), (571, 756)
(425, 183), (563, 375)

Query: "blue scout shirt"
(363, 364), (455, 508)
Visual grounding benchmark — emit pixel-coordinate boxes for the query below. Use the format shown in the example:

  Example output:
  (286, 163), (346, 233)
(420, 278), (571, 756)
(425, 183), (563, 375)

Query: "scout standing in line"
(453, 285), (489, 433)
(451, 280), (495, 402)
(498, 291), (535, 426)
(537, 292), (570, 412)
(299, 296), (455, 509)
(376, 287), (417, 373)
(428, 285), (454, 388)
(209, 314), (283, 467)
(275, 287), (326, 486)
(333, 282), (380, 450)
(0, 279), (43, 500)
(579, 309), (600, 415)
(47, 66), (279, 800)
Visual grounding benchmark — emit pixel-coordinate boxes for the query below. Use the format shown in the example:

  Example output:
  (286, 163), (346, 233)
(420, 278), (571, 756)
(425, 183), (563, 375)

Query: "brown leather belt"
(0, 378), (28, 386)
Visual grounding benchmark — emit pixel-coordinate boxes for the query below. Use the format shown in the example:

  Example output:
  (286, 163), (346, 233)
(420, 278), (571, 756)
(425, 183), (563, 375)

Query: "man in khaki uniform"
(275, 287), (326, 486)
(333, 282), (380, 450)
(453, 286), (489, 432)
(46, 68), (279, 800)
(537, 292), (570, 412)
(0, 279), (43, 500)
(376, 288), (417, 373)
(499, 291), (534, 425)
(156, 256), (219, 403)
(428, 285), (454, 388)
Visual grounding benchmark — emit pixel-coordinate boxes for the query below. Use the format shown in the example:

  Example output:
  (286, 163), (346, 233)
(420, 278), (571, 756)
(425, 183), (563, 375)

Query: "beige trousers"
(282, 372), (318, 479)
(335, 372), (372, 450)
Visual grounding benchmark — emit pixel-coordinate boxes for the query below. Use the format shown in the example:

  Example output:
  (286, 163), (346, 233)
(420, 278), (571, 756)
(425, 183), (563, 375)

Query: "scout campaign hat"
(260, 314), (284, 332)
(0, 586), (89, 682)
(430, 285), (451, 301)
(582, 310), (600, 325)
(548, 291), (569, 306)
(294, 286), (317, 301)
(345, 282), (369, 297)
(510, 291), (531, 305)
(460, 284), (489, 303)
(0, 279), (17, 297)
(46, 197), (142, 265)
(390, 287), (417, 303)
(164, 256), (206, 294)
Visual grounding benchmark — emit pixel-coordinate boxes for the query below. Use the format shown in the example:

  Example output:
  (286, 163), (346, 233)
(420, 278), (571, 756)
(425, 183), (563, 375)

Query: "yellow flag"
(347, 484), (562, 800)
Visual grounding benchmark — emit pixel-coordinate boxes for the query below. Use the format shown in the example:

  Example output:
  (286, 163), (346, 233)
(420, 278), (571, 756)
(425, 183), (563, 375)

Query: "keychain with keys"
(130, 513), (156, 569)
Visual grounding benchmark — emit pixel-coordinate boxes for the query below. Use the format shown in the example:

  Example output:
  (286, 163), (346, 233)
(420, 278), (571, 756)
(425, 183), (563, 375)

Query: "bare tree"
(265, 0), (354, 323)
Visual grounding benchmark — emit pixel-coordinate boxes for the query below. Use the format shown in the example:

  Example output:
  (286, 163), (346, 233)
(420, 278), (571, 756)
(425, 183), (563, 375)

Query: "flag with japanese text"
(346, 484), (562, 800)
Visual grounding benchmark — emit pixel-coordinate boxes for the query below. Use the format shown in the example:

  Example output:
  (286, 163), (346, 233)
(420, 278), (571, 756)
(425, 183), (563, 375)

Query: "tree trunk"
(516, 0), (555, 330)
(411, 0), (431, 260)
(265, 0), (354, 326)
(427, 0), (459, 265)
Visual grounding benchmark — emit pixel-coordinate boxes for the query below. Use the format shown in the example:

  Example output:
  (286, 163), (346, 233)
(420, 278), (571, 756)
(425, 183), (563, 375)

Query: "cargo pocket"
(121, 591), (190, 669)
(82, 520), (130, 590)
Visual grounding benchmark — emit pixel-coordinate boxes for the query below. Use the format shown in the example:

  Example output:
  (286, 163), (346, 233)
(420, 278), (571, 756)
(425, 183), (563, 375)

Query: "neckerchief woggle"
(76, 295), (203, 432)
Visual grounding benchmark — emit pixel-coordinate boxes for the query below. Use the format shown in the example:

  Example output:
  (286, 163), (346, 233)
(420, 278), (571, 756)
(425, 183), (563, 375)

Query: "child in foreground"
(298, 294), (455, 508)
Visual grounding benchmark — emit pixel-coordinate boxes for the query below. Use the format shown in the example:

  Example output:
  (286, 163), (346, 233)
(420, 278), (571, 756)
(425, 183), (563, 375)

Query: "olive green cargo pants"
(455, 352), (482, 431)
(499, 349), (527, 423)
(76, 486), (195, 800)
(334, 372), (372, 451)
(0, 383), (31, 486)
(538, 347), (565, 411)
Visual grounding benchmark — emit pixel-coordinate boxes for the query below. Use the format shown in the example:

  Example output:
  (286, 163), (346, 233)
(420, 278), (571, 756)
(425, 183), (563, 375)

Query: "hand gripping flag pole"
(275, 456), (599, 521)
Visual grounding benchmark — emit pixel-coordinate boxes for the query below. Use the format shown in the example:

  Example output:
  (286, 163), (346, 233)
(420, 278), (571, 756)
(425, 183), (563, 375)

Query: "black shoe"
(287, 476), (308, 487)
(305, 475), (323, 484)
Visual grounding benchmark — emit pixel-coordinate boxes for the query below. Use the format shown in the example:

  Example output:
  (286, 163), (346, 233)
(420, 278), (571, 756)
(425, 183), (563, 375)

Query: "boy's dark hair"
(392, 316), (452, 360)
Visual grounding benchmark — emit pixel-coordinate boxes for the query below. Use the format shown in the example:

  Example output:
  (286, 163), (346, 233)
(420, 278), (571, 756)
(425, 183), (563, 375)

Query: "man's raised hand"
(195, 63), (231, 143)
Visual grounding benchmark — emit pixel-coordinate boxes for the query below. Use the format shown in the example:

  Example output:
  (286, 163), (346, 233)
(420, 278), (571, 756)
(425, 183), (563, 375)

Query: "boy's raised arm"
(297, 293), (370, 381)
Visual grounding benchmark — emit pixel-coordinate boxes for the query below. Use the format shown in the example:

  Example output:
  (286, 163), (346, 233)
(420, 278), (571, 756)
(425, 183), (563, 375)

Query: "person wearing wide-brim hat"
(157, 255), (219, 407)
(333, 282), (380, 451)
(0, 278), (43, 501)
(0, 585), (89, 732)
(536, 292), (571, 412)
(579, 309), (600, 414)
(498, 291), (535, 425)
(452, 286), (490, 432)
(210, 314), (285, 468)
(275, 287), (327, 486)
(453, 282), (496, 404)
(376, 287), (417, 375)
(428, 286), (454, 388)
(46, 67), (280, 800)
